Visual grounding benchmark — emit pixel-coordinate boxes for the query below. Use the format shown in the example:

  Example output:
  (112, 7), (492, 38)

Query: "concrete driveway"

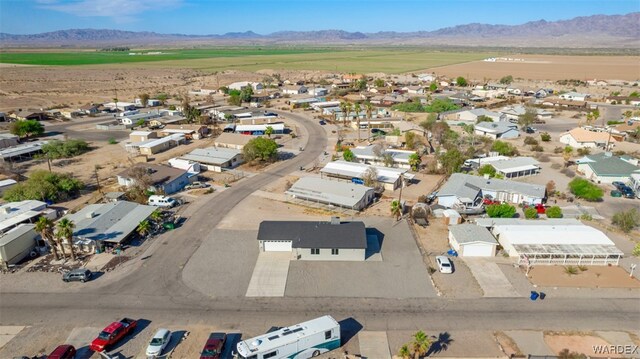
(463, 258), (520, 297)
(246, 252), (291, 297)
(359, 331), (391, 359)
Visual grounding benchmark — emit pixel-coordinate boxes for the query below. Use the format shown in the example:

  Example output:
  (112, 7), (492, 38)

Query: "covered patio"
(515, 243), (623, 266)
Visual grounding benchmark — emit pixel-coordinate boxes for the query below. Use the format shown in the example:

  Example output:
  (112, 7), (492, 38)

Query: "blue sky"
(1, 0), (638, 35)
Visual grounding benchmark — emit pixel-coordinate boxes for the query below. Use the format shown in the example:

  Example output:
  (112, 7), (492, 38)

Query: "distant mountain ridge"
(1, 13), (638, 48)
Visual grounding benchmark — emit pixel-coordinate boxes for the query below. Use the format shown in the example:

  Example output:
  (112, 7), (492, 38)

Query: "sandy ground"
(528, 266), (640, 288)
(432, 54), (640, 81)
(544, 333), (615, 358)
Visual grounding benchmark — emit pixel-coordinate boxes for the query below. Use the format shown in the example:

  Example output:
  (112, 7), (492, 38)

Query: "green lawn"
(0, 48), (496, 74)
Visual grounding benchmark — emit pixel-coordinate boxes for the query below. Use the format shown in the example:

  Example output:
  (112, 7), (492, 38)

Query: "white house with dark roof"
(257, 218), (367, 261)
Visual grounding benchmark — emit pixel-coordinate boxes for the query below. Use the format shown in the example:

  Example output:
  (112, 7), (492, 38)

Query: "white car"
(146, 328), (171, 358)
(436, 256), (453, 274)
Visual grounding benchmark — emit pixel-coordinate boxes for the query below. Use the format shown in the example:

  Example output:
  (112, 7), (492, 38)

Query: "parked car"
(146, 328), (171, 358)
(90, 318), (138, 352)
(621, 186), (636, 199)
(185, 181), (210, 190)
(62, 268), (92, 283)
(371, 128), (387, 135)
(610, 190), (622, 198)
(48, 345), (76, 359)
(524, 126), (536, 134)
(200, 332), (227, 359)
(612, 181), (627, 191)
(148, 195), (178, 208)
(318, 120), (326, 125)
(436, 256), (453, 274)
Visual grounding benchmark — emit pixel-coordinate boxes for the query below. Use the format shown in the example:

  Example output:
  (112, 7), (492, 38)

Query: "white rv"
(236, 316), (340, 359)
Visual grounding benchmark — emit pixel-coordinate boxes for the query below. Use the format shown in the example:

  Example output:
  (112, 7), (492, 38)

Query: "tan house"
(213, 132), (253, 150)
(559, 128), (618, 149)
(129, 131), (158, 143)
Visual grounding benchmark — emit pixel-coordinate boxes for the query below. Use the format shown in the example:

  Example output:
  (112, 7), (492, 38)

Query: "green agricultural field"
(0, 48), (496, 74)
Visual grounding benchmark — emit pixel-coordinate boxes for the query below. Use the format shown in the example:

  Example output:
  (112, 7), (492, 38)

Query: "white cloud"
(38, 0), (183, 20)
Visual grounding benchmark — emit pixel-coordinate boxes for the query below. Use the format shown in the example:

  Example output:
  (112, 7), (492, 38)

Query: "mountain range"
(1, 13), (639, 48)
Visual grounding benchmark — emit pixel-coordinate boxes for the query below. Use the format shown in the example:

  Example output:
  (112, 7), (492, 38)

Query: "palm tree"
(354, 103), (362, 141)
(56, 218), (76, 261)
(410, 330), (431, 359)
(339, 102), (349, 126)
(409, 153), (421, 171)
(137, 220), (151, 237)
(345, 102), (353, 126)
(398, 344), (411, 359)
(35, 217), (61, 260)
(150, 210), (163, 223)
(391, 200), (402, 220)
(364, 101), (373, 141)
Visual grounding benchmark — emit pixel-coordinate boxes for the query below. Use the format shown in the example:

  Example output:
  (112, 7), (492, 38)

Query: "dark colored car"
(318, 120), (326, 125)
(200, 332), (226, 359)
(62, 268), (92, 283)
(611, 190), (622, 198)
(612, 181), (626, 191)
(48, 345), (76, 359)
(371, 128), (387, 135)
(524, 126), (536, 134)
(621, 186), (636, 199)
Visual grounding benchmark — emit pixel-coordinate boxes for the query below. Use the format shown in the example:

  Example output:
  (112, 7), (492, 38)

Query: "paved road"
(1, 110), (639, 335)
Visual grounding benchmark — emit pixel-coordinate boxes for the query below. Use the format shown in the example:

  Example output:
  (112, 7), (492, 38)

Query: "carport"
(515, 244), (623, 266)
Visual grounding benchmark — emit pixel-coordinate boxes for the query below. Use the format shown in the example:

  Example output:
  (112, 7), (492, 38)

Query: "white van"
(147, 195), (177, 208)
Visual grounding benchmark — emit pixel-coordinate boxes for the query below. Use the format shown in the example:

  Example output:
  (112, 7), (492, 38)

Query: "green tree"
(456, 76), (468, 87)
(518, 107), (538, 128)
(632, 243), (640, 257)
(364, 101), (374, 139)
(486, 203), (516, 218)
(242, 137), (278, 163)
(138, 93), (150, 107)
(545, 206), (563, 218)
(425, 99), (460, 113)
(391, 200), (402, 220)
(438, 148), (465, 174)
(478, 164), (496, 177)
(343, 148), (355, 162)
(429, 82), (438, 92)
(408, 153), (421, 171)
(491, 140), (517, 156)
(499, 75), (514, 85)
(155, 93), (168, 106)
(3, 170), (83, 203)
(568, 178), (603, 201)
(56, 218), (76, 261)
(374, 78), (385, 87)
(41, 139), (89, 159)
(265, 126), (274, 138)
(612, 208), (640, 233)
(476, 115), (493, 123)
(409, 330), (431, 359)
(135, 119), (146, 127)
(228, 93), (242, 106)
(35, 216), (61, 260)
(354, 78), (367, 91)
(629, 91), (640, 98)
(524, 207), (538, 219)
(10, 119), (44, 138)
(137, 220), (151, 236)
(540, 132), (551, 142)
(405, 131), (418, 150)
(240, 86), (254, 102)
(354, 103), (362, 141)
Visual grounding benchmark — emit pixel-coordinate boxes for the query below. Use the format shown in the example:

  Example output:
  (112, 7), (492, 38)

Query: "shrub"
(108, 138), (118, 144)
(41, 139), (89, 159)
(545, 206), (563, 218)
(540, 132), (551, 142)
(486, 203), (516, 218)
(524, 207), (538, 219)
(3, 170), (83, 203)
(531, 145), (544, 152)
(343, 148), (355, 162)
(524, 136), (538, 145)
(564, 266), (579, 276)
(611, 208), (640, 233)
(568, 178), (603, 201)
(576, 148), (591, 156)
(491, 140), (518, 156)
(10, 119), (44, 138)
(553, 146), (563, 154)
(632, 243), (640, 257)
(478, 164), (496, 177)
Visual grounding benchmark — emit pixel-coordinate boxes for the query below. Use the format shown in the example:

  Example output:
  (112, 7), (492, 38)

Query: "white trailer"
(0, 224), (38, 268)
(236, 315), (340, 359)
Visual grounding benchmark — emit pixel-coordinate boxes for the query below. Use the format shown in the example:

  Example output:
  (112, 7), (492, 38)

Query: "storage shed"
(448, 224), (498, 257)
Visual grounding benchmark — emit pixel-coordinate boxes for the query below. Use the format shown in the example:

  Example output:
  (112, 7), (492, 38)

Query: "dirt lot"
(528, 266), (640, 288)
(433, 54), (640, 81)
(544, 332), (617, 358)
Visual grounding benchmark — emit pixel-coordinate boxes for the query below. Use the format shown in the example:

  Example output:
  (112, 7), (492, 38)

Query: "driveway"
(463, 258), (520, 297)
(359, 331), (391, 359)
(246, 252), (292, 297)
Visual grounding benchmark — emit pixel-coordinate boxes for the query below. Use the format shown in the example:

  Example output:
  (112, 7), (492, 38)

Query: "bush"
(242, 137), (278, 163)
(611, 208), (640, 233)
(530, 145), (544, 152)
(3, 170), (83, 203)
(343, 148), (355, 162)
(41, 139), (90, 159)
(576, 148), (591, 156)
(568, 178), (603, 201)
(632, 243), (640, 257)
(10, 119), (44, 138)
(540, 132), (551, 142)
(486, 203), (516, 218)
(524, 207), (538, 219)
(545, 206), (563, 218)
(524, 136), (538, 145)
(108, 138), (118, 144)
(553, 146), (563, 154)
(491, 140), (518, 156)
(478, 164), (496, 177)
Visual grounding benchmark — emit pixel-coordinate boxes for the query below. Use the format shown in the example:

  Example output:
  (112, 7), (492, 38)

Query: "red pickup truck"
(90, 318), (138, 352)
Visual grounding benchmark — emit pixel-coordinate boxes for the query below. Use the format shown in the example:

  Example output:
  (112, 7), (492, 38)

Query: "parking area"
(285, 218), (437, 298)
(245, 252), (292, 297)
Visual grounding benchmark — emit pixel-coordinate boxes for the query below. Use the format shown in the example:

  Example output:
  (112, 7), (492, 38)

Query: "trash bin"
(163, 222), (175, 230)
(530, 291), (539, 301)
(539, 292), (546, 300)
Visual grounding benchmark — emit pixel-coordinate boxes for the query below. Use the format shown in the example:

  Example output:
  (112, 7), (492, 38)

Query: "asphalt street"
(1, 110), (639, 337)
